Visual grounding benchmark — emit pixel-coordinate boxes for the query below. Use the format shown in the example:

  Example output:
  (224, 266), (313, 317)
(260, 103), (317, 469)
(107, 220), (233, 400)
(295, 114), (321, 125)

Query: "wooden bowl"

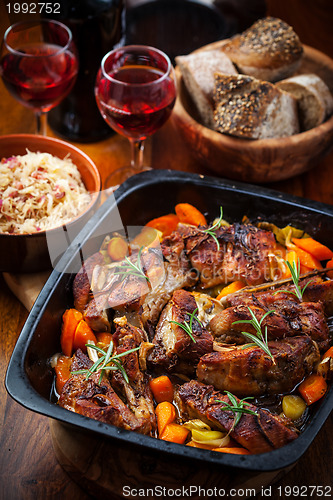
(0, 134), (101, 273)
(172, 43), (333, 183)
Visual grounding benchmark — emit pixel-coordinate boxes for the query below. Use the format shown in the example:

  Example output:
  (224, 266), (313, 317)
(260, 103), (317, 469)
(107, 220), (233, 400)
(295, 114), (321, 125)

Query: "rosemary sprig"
(169, 307), (203, 343)
(232, 307), (275, 362)
(200, 206), (224, 250)
(114, 246), (150, 284)
(72, 342), (140, 384)
(275, 257), (312, 301)
(215, 391), (257, 432)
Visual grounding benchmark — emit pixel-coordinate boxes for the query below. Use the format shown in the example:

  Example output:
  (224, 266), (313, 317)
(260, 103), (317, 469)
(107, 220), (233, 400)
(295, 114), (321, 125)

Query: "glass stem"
(35, 111), (47, 136)
(130, 139), (145, 172)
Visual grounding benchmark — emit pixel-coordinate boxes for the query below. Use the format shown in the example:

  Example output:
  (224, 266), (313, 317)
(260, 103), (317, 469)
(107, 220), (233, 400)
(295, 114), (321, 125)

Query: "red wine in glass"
(96, 65), (176, 140)
(1, 43), (78, 112)
(95, 45), (177, 189)
(0, 20), (78, 135)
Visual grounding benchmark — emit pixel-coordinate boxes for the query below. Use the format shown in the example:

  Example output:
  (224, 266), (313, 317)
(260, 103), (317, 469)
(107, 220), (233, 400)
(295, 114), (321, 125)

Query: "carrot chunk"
(146, 214), (179, 237)
(216, 281), (245, 300)
(291, 246), (322, 271)
(72, 319), (97, 352)
(292, 237), (333, 262)
(175, 203), (207, 226)
(149, 375), (174, 403)
(160, 423), (189, 444)
(96, 332), (113, 347)
(211, 447), (251, 455)
(298, 374), (327, 405)
(326, 258), (333, 279)
(54, 355), (72, 394)
(155, 401), (176, 436)
(60, 308), (83, 356)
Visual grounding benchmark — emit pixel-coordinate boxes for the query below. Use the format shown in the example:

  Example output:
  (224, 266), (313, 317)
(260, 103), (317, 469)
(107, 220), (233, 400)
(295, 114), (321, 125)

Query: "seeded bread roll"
(221, 17), (303, 83)
(176, 50), (237, 128)
(276, 74), (333, 131)
(213, 73), (300, 139)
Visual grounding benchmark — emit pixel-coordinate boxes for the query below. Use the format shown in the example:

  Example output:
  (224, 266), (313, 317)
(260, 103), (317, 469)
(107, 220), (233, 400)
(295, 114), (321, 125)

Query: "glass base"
(104, 166), (151, 193)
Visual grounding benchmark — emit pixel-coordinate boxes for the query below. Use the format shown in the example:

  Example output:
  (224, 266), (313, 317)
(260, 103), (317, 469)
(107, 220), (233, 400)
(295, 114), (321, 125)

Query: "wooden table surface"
(1, 1), (333, 499)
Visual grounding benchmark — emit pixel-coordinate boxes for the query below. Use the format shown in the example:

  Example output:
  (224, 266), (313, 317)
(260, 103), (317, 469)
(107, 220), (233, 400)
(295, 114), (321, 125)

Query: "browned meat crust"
(197, 336), (320, 396)
(111, 317), (156, 435)
(73, 252), (105, 312)
(148, 289), (214, 374)
(58, 349), (147, 432)
(177, 380), (298, 453)
(210, 299), (330, 351)
(180, 222), (283, 288)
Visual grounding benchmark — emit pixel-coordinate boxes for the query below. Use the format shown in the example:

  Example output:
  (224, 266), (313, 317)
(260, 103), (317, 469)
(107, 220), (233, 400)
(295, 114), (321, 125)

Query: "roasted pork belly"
(148, 289), (214, 374)
(58, 349), (148, 433)
(177, 380), (298, 454)
(197, 336), (320, 396)
(180, 222), (283, 288)
(210, 299), (330, 351)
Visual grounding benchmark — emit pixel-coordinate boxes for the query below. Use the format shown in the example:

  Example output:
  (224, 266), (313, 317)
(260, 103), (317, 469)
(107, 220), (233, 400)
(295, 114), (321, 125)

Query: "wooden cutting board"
(4, 271), (294, 498)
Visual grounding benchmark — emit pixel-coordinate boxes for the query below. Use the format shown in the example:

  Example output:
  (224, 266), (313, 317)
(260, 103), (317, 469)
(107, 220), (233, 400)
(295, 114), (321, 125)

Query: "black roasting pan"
(5, 170), (333, 473)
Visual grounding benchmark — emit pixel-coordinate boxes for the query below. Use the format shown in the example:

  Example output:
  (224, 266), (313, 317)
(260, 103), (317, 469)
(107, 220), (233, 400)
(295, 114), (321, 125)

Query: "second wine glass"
(0, 19), (78, 135)
(95, 45), (177, 188)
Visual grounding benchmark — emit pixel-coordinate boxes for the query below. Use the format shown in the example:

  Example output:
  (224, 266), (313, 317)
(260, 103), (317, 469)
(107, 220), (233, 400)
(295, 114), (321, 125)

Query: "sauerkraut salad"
(0, 151), (92, 234)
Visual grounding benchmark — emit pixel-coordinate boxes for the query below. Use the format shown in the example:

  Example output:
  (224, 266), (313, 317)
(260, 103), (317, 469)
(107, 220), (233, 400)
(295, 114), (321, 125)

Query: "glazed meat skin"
(181, 222), (282, 288)
(58, 349), (148, 433)
(210, 299), (330, 351)
(197, 336), (320, 396)
(148, 289), (214, 374)
(177, 381), (298, 454)
(73, 252), (105, 312)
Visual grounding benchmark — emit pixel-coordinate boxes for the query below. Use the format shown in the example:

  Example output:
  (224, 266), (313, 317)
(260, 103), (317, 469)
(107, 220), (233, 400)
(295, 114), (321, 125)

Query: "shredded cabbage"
(0, 151), (92, 234)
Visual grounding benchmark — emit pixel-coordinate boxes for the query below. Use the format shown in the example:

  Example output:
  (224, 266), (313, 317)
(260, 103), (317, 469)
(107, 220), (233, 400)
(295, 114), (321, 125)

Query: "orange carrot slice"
(149, 375), (174, 403)
(216, 281), (245, 300)
(60, 308), (83, 356)
(292, 237), (333, 261)
(212, 447), (251, 455)
(298, 374), (327, 405)
(155, 401), (176, 436)
(146, 214), (179, 237)
(72, 319), (97, 352)
(175, 203), (207, 226)
(54, 355), (72, 394)
(160, 423), (189, 444)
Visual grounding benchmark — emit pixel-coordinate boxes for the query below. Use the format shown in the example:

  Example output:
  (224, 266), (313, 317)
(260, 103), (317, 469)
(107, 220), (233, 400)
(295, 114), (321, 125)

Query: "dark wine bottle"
(47, 0), (125, 143)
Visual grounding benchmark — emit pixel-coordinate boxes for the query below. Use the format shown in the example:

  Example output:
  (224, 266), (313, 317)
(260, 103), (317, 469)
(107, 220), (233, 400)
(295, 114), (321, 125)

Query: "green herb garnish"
(169, 307), (203, 343)
(200, 206), (224, 250)
(275, 257), (312, 301)
(114, 246), (150, 283)
(232, 307), (275, 362)
(72, 342), (140, 383)
(215, 391), (257, 431)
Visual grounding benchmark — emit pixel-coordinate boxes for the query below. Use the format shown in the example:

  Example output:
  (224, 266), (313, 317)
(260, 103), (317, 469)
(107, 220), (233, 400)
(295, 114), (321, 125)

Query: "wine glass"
(0, 19), (78, 136)
(95, 45), (177, 189)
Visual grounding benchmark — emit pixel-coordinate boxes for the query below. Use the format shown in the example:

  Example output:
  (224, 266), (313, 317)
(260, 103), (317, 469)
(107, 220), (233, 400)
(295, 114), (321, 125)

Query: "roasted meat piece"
(210, 299), (330, 351)
(197, 336), (320, 396)
(111, 317), (156, 435)
(177, 380), (298, 454)
(180, 222), (283, 288)
(73, 252), (105, 312)
(58, 349), (149, 433)
(148, 289), (214, 374)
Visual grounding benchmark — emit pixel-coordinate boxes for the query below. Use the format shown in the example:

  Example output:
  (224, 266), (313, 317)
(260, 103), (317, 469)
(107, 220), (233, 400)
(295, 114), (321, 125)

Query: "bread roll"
(213, 73), (300, 139)
(176, 50), (237, 128)
(276, 73), (333, 130)
(221, 17), (303, 82)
